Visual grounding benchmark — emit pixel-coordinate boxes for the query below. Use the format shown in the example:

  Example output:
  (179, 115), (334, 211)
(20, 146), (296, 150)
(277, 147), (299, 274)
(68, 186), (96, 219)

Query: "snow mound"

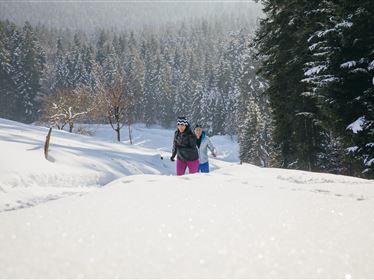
(1, 118), (374, 278)
(0, 164), (373, 278)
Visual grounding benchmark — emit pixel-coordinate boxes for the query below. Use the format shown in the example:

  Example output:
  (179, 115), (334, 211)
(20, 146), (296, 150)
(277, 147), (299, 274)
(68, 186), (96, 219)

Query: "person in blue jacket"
(194, 124), (217, 173)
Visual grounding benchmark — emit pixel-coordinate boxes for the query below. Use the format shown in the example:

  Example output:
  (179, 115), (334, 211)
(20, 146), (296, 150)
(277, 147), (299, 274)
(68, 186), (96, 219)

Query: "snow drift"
(0, 118), (373, 278)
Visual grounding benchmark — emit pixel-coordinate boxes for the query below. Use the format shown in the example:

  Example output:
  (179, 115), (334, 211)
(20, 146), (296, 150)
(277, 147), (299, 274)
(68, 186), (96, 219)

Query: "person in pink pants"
(176, 158), (199, 176)
(170, 117), (199, 176)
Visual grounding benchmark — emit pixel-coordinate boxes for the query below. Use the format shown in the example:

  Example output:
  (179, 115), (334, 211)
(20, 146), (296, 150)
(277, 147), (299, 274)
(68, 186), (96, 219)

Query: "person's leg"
(199, 162), (210, 173)
(176, 159), (187, 176)
(187, 159), (199, 174)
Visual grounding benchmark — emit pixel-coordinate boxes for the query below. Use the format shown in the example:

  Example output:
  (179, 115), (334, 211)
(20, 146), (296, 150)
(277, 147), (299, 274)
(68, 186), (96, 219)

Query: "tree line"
(253, 0), (373, 178)
(0, 17), (271, 164)
(2, 0), (372, 179)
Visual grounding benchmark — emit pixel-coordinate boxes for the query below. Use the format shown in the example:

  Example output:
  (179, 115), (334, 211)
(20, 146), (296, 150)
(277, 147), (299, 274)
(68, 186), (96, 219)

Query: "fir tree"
(200, 53), (218, 135)
(158, 54), (174, 127)
(125, 33), (144, 122)
(238, 44), (274, 167)
(52, 37), (68, 91)
(0, 21), (13, 119)
(14, 22), (45, 123)
(239, 96), (261, 165)
(143, 37), (158, 127)
(254, 0), (325, 171)
(305, 0), (374, 177)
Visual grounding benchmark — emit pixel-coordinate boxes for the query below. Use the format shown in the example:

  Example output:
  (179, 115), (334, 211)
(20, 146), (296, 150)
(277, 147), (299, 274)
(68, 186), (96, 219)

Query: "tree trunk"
(69, 121), (74, 133)
(44, 127), (52, 160)
(116, 128), (121, 142)
(128, 123), (133, 144)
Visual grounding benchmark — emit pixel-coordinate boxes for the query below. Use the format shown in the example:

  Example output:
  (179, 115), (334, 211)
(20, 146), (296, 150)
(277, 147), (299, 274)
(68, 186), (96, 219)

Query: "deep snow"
(0, 118), (374, 278)
(0, 119), (233, 211)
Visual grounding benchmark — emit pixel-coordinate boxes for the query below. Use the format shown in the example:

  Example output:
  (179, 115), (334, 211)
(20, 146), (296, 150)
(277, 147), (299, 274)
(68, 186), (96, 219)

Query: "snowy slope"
(0, 118), (374, 278)
(0, 119), (234, 211)
(1, 165), (374, 278)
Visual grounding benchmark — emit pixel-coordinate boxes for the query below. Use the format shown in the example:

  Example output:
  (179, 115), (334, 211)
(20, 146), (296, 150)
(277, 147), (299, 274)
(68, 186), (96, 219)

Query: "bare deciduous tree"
(96, 70), (135, 143)
(41, 87), (96, 132)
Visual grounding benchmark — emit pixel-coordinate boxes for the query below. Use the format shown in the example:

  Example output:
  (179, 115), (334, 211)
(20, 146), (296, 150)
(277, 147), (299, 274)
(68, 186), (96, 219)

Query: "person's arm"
(171, 131), (178, 161)
(189, 133), (197, 148)
(206, 136), (217, 157)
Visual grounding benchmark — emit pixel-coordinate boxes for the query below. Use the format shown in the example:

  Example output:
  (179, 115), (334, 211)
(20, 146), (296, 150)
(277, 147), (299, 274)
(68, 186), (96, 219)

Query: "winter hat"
(194, 123), (203, 129)
(177, 116), (189, 126)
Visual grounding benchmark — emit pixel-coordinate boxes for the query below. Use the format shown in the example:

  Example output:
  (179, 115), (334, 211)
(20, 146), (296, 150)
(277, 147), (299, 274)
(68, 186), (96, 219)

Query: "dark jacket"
(171, 126), (199, 162)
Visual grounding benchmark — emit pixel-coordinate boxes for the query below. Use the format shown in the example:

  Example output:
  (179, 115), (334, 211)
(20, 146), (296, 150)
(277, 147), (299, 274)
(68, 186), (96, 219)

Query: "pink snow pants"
(176, 159), (199, 176)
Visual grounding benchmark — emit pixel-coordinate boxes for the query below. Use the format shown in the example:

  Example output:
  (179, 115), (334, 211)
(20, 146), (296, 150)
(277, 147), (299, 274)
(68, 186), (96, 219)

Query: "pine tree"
(0, 21), (13, 119)
(200, 53), (218, 135)
(52, 37), (68, 91)
(171, 47), (182, 119)
(143, 37), (158, 127)
(101, 41), (119, 87)
(125, 33), (144, 122)
(81, 44), (96, 90)
(254, 0), (325, 171)
(191, 81), (204, 127)
(173, 48), (192, 119)
(214, 54), (230, 135)
(305, 0), (374, 177)
(239, 96), (262, 165)
(158, 54), (174, 127)
(222, 32), (247, 135)
(96, 30), (109, 66)
(2, 22), (21, 121)
(238, 43), (275, 167)
(14, 22), (45, 123)
(64, 34), (88, 89)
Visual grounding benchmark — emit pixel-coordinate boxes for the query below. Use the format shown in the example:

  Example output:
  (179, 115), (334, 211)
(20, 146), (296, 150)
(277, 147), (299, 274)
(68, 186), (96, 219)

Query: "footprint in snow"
(313, 189), (330, 194)
(121, 180), (134, 184)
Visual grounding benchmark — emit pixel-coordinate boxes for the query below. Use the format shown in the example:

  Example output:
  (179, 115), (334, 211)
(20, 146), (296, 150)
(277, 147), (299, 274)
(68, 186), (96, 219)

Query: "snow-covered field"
(0, 119), (233, 212)
(0, 118), (374, 278)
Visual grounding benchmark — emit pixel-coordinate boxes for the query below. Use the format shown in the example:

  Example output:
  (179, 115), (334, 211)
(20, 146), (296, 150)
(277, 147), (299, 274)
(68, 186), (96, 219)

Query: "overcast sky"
(0, 0), (263, 31)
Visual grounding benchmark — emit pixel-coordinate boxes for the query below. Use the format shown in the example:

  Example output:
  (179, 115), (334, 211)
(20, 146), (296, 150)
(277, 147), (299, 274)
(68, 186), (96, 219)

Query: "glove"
(170, 156), (175, 162)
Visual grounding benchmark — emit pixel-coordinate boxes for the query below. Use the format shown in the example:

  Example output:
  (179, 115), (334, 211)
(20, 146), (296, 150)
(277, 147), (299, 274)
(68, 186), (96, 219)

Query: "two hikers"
(171, 117), (217, 176)
(194, 123), (217, 173)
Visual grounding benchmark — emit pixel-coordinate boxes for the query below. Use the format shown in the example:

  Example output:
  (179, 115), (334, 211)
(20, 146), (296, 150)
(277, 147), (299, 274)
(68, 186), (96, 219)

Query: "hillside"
(0, 118), (373, 278)
(0, 119), (234, 211)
